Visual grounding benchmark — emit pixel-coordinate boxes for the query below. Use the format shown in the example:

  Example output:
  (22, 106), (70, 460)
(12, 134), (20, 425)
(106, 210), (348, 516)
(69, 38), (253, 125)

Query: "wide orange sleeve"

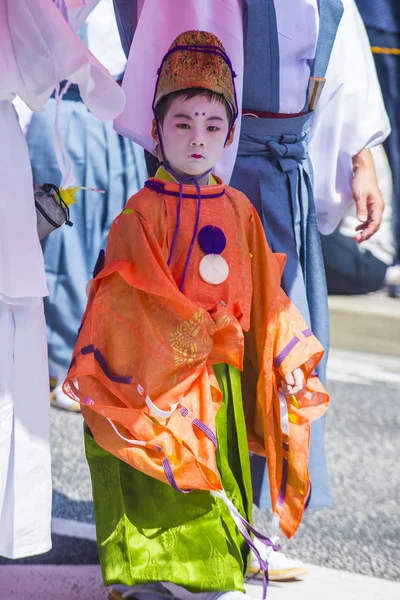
(64, 203), (243, 493)
(242, 206), (330, 538)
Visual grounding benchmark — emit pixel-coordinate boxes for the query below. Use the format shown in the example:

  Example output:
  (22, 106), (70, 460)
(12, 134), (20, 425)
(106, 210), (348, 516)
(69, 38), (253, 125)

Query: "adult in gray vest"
(355, 0), (400, 296)
(111, 0), (389, 573)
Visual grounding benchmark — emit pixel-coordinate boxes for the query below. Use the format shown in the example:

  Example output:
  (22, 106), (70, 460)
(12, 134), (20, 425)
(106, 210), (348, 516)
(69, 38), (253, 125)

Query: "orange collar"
(144, 176), (225, 199)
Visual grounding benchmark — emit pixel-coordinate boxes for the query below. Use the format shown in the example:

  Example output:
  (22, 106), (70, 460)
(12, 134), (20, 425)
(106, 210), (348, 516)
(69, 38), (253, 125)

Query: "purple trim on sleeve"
(274, 336), (300, 368)
(162, 457), (191, 494)
(180, 407), (218, 448)
(79, 344), (132, 384)
(94, 349), (133, 384)
(302, 328), (313, 337)
(282, 441), (289, 452)
(192, 419), (218, 448)
(81, 344), (95, 355)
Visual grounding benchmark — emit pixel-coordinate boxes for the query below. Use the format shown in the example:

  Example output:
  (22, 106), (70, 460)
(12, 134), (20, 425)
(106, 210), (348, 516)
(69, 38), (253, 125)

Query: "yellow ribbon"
(371, 46), (400, 56)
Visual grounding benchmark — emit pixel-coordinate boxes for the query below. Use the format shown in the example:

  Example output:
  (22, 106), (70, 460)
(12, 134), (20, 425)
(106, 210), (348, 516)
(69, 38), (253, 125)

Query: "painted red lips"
(190, 154), (204, 159)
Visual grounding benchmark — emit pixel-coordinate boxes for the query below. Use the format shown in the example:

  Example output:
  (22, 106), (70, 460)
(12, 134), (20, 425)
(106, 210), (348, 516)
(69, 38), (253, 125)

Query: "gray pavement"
(1, 348), (400, 600)
(1, 350), (399, 587)
(329, 292), (400, 356)
(255, 378), (400, 582)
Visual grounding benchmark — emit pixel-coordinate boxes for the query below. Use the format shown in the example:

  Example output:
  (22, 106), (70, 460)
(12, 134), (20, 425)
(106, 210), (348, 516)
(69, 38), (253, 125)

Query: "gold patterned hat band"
(153, 30), (238, 121)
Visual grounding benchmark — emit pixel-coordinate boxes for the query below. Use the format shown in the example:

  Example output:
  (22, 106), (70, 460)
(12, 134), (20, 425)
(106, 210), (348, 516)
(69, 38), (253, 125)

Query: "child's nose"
(190, 139), (205, 147)
(189, 127), (205, 147)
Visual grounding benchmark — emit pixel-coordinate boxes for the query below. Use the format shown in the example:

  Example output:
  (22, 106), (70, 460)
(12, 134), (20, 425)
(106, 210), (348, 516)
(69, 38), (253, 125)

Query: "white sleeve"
(12, 96), (33, 135)
(114, 0), (244, 184)
(8, 0), (125, 121)
(309, 0), (391, 235)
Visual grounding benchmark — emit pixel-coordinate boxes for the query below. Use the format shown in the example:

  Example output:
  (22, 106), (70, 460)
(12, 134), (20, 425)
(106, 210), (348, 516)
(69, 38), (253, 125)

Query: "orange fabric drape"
(64, 181), (329, 537)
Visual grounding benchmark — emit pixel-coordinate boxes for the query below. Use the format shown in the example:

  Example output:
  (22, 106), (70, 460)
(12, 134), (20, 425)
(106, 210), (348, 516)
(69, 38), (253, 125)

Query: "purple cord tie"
(233, 510), (280, 599)
(80, 345), (132, 384)
(180, 407), (218, 448)
(192, 418), (218, 448)
(162, 457), (191, 494)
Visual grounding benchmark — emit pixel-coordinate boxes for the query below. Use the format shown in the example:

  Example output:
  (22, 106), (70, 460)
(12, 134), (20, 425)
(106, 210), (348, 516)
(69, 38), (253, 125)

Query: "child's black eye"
(177, 123), (190, 129)
(207, 126), (220, 132)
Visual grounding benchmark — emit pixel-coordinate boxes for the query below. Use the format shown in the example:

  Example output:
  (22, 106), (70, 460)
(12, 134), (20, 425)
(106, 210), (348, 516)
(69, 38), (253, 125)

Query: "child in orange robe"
(64, 30), (329, 600)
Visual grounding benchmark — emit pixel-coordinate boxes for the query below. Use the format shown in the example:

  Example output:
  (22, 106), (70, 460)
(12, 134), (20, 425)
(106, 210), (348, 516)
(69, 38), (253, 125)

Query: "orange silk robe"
(64, 175), (329, 538)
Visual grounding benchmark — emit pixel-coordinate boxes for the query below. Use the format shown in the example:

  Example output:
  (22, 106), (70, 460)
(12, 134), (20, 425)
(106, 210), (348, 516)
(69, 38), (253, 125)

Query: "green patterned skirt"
(85, 363), (253, 592)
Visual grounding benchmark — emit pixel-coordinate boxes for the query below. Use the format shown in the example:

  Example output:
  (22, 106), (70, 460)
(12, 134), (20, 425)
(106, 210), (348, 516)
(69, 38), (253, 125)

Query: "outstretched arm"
(352, 148), (385, 243)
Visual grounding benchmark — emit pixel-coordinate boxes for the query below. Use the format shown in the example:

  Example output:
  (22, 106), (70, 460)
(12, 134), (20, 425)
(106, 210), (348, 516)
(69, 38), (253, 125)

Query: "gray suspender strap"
(306, 0), (344, 110)
(113, 0), (138, 58)
(243, 0), (280, 112)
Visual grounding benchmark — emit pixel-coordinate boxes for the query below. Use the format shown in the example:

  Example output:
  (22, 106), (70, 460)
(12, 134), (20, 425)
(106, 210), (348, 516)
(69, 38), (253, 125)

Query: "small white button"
(199, 254), (229, 285)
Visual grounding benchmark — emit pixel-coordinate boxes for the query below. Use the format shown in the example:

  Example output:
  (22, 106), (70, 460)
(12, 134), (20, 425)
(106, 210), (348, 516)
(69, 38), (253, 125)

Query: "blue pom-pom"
(198, 225), (226, 255)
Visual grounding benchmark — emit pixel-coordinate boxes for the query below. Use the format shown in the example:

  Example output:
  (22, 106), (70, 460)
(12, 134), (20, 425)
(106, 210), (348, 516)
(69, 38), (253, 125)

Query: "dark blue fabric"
(309, 0), (344, 79)
(231, 115), (332, 509)
(243, 0), (280, 111)
(113, 0), (137, 57)
(51, 82), (82, 102)
(365, 28), (400, 259)
(27, 99), (146, 373)
(232, 0), (344, 510)
(321, 230), (387, 295)
(355, 0), (400, 34)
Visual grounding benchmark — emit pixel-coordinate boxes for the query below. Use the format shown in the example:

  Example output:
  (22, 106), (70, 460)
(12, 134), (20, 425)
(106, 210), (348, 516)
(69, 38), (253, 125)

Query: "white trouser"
(0, 296), (52, 558)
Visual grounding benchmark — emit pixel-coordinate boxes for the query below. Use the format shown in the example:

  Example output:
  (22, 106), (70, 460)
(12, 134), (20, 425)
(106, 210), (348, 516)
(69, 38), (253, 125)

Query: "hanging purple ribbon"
(52, 0), (70, 22)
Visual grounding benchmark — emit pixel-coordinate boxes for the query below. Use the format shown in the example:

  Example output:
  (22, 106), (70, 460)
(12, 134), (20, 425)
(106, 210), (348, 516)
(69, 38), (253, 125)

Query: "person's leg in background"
(367, 28), (400, 295)
(321, 143), (399, 296)
(321, 229), (388, 295)
(0, 297), (51, 559)
(27, 96), (146, 411)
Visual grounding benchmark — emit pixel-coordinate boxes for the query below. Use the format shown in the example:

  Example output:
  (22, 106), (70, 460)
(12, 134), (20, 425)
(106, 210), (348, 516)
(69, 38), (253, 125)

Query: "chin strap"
(160, 161), (213, 292)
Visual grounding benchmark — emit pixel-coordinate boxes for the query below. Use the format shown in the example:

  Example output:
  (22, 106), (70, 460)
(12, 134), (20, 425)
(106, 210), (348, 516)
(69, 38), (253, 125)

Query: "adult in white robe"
(111, 0), (389, 511)
(113, 0), (390, 234)
(0, 0), (124, 559)
(25, 0), (147, 412)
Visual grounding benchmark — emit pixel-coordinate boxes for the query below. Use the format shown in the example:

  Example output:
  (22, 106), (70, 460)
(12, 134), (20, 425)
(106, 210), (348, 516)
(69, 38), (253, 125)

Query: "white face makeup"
(156, 94), (233, 184)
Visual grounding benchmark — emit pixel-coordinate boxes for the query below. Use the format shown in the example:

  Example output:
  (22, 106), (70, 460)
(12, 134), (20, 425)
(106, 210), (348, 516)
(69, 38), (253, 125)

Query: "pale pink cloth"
(113, 0), (389, 233)
(0, 0), (125, 298)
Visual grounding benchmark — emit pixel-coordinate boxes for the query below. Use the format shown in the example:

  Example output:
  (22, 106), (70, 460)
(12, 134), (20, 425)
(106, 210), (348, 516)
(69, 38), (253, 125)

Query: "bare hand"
(352, 149), (384, 244)
(281, 368), (304, 397)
